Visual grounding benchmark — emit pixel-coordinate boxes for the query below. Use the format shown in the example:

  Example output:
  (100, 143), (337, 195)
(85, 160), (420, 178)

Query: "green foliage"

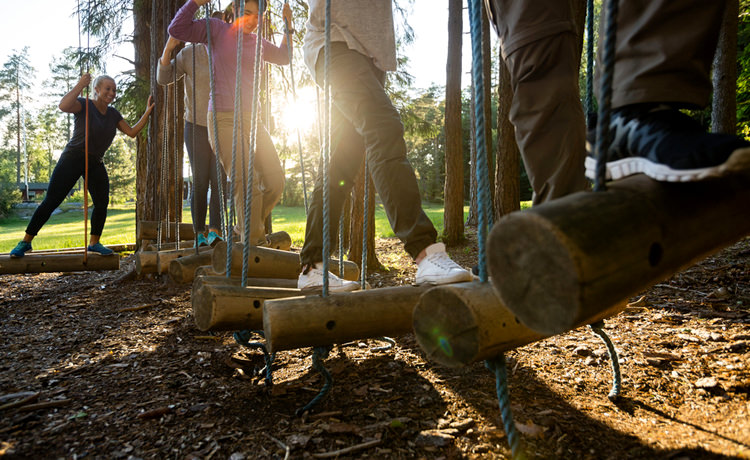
(103, 136), (137, 203)
(738, 0), (750, 138)
(0, 182), (21, 217)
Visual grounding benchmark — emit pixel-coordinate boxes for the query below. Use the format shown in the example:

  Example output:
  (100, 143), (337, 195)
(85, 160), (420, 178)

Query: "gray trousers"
(300, 42), (437, 266)
(486, 0), (726, 204)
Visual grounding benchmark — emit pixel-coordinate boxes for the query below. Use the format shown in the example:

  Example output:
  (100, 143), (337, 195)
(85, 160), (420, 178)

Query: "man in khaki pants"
(484, 0), (749, 205)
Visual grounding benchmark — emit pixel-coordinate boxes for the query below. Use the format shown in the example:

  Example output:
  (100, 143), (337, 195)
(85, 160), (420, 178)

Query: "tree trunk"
(466, 88), (478, 227)
(711, 0), (738, 135)
(481, 4), (495, 205)
(443, 0), (464, 245)
(135, 0), (184, 249)
(348, 160), (381, 272)
(494, 59), (520, 219)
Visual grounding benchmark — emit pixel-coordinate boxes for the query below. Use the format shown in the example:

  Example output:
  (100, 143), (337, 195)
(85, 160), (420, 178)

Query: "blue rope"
(594, 0), (618, 192)
(205, 6), (231, 275)
(296, 346), (333, 415)
(229, 0), (245, 279)
(486, 356), (523, 459)
(589, 321), (622, 400)
(320, 0), (332, 297)
(468, 0), (520, 457)
(282, 4), (309, 213)
(234, 329), (275, 386)
(339, 209), (345, 279)
(360, 162), (369, 289)
(242, 0), (266, 287)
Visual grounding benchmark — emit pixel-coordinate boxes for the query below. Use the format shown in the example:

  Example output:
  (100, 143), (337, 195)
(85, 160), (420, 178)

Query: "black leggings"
(25, 152), (109, 237)
(185, 121), (226, 233)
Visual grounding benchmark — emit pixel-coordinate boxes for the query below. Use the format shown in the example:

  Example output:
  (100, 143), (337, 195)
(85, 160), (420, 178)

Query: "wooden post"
(138, 221), (195, 241)
(0, 244), (135, 256)
(412, 281), (627, 368)
(0, 253), (120, 274)
(193, 283), (301, 331)
(192, 275), (298, 290)
(263, 285), (432, 353)
(135, 246), (213, 275)
(211, 241), (359, 280)
(488, 172), (750, 336)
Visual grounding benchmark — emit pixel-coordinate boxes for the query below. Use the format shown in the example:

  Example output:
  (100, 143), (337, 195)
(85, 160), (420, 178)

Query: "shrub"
(0, 183), (22, 217)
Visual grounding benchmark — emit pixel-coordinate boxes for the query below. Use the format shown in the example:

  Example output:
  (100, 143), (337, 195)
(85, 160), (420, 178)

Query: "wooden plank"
(412, 281), (626, 367)
(135, 246), (213, 275)
(263, 285), (432, 353)
(0, 244), (135, 257)
(0, 253), (120, 274)
(487, 172), (750, 336)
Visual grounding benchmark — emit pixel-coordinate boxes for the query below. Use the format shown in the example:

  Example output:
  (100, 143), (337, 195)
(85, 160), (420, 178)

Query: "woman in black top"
(10, 73), (154, 257)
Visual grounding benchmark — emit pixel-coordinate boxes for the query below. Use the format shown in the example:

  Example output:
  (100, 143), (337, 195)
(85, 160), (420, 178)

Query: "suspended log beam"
(263, 285), (432, 353)
(488, 173), (750, 336)
(0, 253), (120, 274)
(193, 282), (301, 331)
(194, 265), (219, 278)
(138, 221), (195, 241)
(412, 281), (626, 368)
(0, 243), (135, 257)
(135, 246), (213, 275)
(192, 275), (298, 290)
(212, 241), (359, 281)
(168, 250), (214, 283)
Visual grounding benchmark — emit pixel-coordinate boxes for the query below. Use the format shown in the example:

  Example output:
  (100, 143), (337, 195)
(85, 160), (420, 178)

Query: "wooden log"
(263, 285), (432, 353)
(487, 173), (750, 336)
(193, 283), (301, 331)
(194, 265), (219, 278)
(144, 241), (196, 251)
(135, 246), (213, 275)
(138, 221), (195, 241)
(412, 281), (627, 368)
(192, 275), (298, 290)
(168, 250), (214, 283)
(211, 241), (359, 281)
(0, 243), (135, 257)
(0, 253), (120, 274)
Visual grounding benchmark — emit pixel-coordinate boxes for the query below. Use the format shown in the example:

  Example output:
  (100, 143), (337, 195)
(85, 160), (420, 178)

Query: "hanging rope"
(77, 0), (91, 262)
(204, 6), (230, 251)
(296, 346), (332, 416)
(360, 163), (369, 289)
(594, 0), (619, 192)
(466, 0), (520, 457)
(241, 0), (266, 287)
(282, 2), (309, 213)
(589, 321), (622, 400)
(174, 58), (181, 250)
(192, 43), (200, 255)
(320, 0), (332, 296)
(234, 329), (275, 386)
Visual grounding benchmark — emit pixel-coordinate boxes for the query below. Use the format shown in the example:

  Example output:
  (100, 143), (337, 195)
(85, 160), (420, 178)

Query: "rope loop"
(589, 320), (622, 400)
(296, 346), (333, 416)
(233, 330), (275, 387)
(485, 355), (523, 459)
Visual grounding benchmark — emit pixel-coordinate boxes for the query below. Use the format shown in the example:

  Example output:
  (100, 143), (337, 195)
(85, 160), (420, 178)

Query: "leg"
(87, 160), (110, 238)
(25, 153), (84, 236)
(185, 121), (209, 234)
(489, 0), (588, 204)
(254, 122), (285, 226)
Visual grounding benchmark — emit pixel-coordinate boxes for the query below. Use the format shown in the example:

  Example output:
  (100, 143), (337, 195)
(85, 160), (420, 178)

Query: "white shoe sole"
(585, 147), (750, 183)
(415, 271), (474, 286)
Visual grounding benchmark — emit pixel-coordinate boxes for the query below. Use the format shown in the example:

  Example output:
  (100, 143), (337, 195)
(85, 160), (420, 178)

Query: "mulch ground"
(1, 230), (748, 459)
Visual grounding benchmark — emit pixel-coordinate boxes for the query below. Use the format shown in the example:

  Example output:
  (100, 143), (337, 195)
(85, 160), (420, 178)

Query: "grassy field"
(0, 200), (531, 253)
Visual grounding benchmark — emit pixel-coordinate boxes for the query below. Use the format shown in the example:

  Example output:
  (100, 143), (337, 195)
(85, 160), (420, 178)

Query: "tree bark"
(711, 0), (738, 135)
(443, 0), (464, 245)
(494, 59), (520, 219)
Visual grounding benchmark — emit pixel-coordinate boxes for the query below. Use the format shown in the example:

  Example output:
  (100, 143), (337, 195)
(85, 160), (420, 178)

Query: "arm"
(263, 2), (293, 65)
(280, 2), (293, 50)
(168, 0), (210, 44)
(117, 95), (155, 138)
(59, 73), (91, 113)
(156, 36), (182, 86)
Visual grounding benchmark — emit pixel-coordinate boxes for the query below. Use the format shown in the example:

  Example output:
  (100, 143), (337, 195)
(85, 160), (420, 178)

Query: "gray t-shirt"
(157, 43), (210, 126)
(303, 0), (397, 80)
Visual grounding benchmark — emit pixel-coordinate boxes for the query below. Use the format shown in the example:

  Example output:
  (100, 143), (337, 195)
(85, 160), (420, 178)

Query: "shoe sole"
(585, 146), (750, 183)
(299, 284), (362, 294)
(416, 272), (474, 286)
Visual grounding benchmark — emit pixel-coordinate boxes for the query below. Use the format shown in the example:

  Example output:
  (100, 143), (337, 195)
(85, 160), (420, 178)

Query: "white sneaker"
(298, 263), (361, 293)
(415, 243), (473, 285)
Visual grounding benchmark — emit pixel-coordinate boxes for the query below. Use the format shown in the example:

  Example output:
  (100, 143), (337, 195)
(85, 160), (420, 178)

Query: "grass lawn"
(0, 200), (531, 253)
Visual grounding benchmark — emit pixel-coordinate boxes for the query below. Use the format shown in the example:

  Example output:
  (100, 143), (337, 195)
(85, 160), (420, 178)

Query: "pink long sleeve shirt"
(168, 0), (289, 114)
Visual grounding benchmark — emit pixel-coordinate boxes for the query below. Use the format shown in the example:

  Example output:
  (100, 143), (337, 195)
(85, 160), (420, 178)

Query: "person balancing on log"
(10, 73), (155, 258)
(295, 0), (474, 292)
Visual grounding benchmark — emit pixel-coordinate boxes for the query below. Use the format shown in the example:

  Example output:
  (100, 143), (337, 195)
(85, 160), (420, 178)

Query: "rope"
(320, 0), (332, 296)
(158, 84), (169, 253)
(229, 0), (246, 277)
(486, 356), (523, 459)
(234, 330), (275, 386)
(192, 43), (200, 255)
(589, 321), (622, 400)
(468, 0), (520, 457)
(204, 6), (230, 251)
(174, 60), (181, 250)
(77, 0), (90, 262)
(241, 0), (266, 287)
(282, 3), (309, 212)
(594, 0), (618, 192)
(296, 346), (332, 416)
(360, 162), (369, 289)
(584, 0), (595, 120)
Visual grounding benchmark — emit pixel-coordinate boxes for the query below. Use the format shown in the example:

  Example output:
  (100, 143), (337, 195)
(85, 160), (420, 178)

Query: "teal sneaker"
(10, 241), (32, 258)
(195, 233), (208, 248)
(206, 231), (223, 247)
(87, 242), (114, 256)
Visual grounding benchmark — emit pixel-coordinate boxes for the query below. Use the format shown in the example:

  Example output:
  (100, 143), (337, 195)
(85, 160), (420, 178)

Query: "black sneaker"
(585, 104), (750, 182)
